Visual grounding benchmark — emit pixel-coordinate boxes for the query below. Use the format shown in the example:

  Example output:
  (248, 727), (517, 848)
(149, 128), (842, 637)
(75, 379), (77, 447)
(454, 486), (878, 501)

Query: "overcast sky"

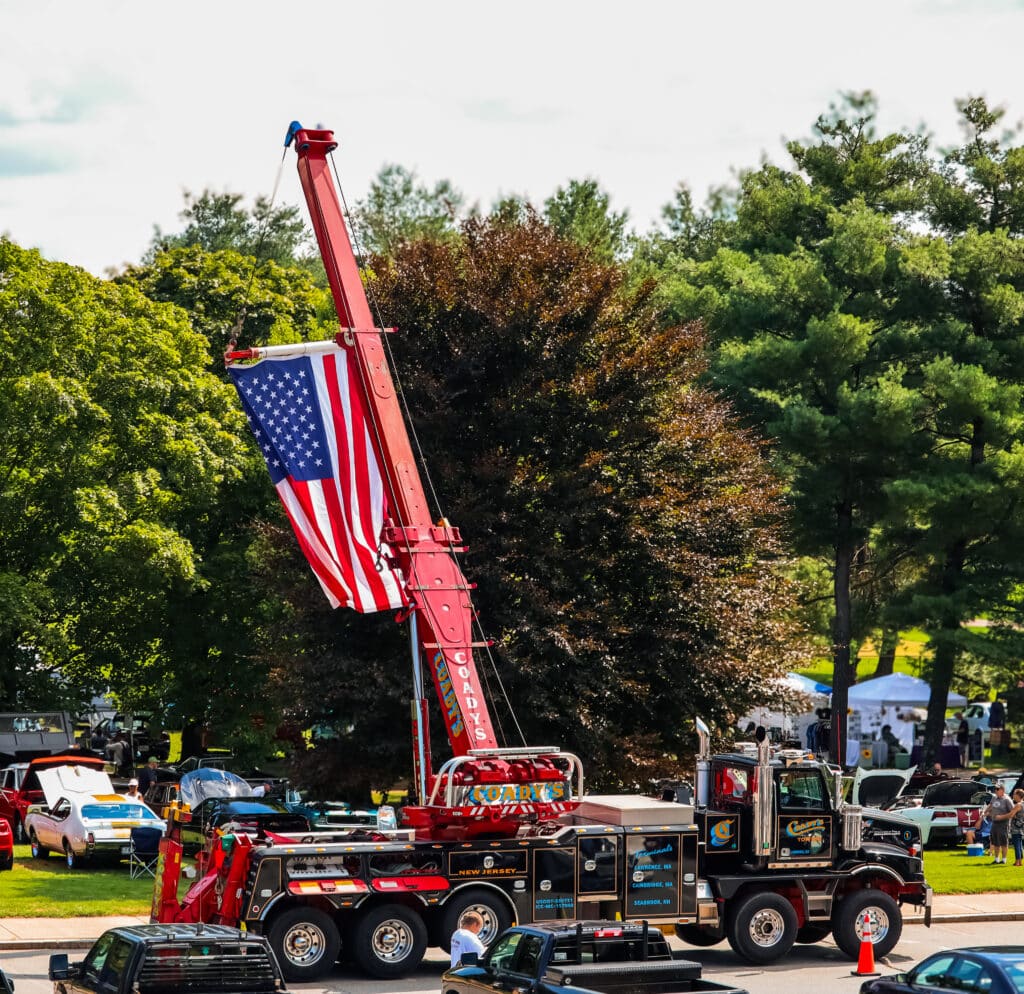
(3, 0), (1023, 276)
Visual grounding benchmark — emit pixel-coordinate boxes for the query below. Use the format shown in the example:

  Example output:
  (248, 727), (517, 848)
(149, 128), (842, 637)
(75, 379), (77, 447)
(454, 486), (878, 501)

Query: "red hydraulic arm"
(226, 123), (581, 838)
(285, 124), (497, 760)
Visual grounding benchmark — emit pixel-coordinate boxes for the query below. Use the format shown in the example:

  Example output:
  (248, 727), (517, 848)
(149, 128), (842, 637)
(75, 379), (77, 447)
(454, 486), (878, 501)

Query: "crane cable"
(328, 152), (529, 750)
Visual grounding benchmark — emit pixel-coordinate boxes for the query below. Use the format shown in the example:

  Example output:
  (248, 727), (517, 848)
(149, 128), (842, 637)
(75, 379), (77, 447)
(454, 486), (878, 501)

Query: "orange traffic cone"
(851, 911), (880, 977)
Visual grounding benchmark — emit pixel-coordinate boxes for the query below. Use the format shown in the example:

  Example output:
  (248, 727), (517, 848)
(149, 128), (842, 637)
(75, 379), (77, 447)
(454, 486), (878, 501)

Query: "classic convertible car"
(25, 764), (165, 868)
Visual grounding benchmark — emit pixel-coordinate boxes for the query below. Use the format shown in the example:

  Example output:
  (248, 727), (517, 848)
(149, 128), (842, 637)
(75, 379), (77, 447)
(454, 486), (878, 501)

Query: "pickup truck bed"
(442, 920), (748, 994)
(546, 959), (737, 994)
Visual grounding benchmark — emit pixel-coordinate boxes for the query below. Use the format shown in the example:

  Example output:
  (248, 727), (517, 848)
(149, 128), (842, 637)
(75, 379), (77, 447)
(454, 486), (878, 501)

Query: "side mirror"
(49, 955), (75, 981)
(461, 952), (479, 967)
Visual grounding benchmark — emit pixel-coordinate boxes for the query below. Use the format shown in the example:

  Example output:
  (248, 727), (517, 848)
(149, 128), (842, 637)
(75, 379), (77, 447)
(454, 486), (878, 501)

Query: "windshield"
(179, 768), (252, 807)
(81, 804), (160, 821)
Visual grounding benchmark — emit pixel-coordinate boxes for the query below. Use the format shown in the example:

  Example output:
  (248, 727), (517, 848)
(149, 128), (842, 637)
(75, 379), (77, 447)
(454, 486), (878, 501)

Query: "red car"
(0, 815), (13, 870)
(0, 752), (106, 843)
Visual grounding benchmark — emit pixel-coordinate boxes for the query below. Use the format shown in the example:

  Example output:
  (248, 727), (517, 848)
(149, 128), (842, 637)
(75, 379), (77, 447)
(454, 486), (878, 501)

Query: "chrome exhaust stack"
(752, 727), (774, 862)
(695, 717), (711, 807)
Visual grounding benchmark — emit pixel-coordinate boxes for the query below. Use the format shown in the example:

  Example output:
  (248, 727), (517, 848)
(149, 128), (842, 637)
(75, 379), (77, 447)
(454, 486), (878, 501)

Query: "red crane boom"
(228, 123), (579, 838)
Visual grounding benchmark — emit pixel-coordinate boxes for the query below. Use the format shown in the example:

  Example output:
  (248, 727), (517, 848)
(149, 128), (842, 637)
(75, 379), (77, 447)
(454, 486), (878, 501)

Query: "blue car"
(861, 947), (1024, 994)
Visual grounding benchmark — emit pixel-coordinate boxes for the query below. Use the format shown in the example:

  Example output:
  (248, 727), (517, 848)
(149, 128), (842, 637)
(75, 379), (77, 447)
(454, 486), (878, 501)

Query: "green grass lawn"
(3, 845), (155, 917)
(924, 846), (1024, 895)
(800, 630), (931, 685)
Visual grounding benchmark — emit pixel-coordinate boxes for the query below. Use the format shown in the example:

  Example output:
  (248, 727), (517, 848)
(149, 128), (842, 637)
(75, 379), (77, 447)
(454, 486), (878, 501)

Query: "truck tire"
(12, 816), (25, 844)
(437, 888), (513, 953)
(29, 832), (48, 860)
(351, 903), (427, 979)
(267, 906), (341, 982)
(675, 924), (723, 947)
(727, 891), (798, 964)
(795, 924), (832, 943)
(832, 890), (902, 960)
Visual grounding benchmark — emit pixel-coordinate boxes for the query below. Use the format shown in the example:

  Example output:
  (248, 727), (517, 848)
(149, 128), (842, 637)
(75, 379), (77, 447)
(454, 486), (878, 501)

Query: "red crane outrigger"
(225, 122), (580, 840)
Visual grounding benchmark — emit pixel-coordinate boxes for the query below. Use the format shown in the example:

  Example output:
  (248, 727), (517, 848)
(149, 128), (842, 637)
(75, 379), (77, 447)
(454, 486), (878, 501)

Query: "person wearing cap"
(138, 756), (160, 796)
(125, 779), (143, 800)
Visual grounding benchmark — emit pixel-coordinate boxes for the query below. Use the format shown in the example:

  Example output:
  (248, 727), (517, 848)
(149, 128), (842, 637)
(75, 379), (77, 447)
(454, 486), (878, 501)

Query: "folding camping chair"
(128, 826), (162, 879)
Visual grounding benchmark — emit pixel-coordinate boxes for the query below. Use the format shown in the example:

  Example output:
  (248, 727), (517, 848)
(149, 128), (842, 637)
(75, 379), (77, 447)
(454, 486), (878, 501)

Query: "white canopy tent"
(847, 673), (968, 761)
(739, 673), (831, 747)
(848, 673), (967, 708)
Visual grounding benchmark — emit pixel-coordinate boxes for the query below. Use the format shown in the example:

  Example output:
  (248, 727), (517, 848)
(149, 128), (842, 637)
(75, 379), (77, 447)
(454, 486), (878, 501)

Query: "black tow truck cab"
(48, 924), (286, 994)
(681, 725), (931, 963)
(442, 921), (749, 994)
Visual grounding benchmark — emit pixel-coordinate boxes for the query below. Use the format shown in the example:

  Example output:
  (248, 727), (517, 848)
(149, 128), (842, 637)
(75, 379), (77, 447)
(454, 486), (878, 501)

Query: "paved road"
(5, 920), (1021, 994)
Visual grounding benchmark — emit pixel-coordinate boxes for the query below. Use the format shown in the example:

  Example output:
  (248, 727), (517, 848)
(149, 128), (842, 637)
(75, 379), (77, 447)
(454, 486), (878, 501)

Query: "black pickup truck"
(442, 921), (749, 994)
(49, 924), (287, 994)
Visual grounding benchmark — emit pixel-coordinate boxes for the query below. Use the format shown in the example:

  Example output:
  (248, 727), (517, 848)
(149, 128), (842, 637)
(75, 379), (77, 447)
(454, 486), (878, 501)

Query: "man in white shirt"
(252, 782), (272, 798)
(450, 911), (485, 967)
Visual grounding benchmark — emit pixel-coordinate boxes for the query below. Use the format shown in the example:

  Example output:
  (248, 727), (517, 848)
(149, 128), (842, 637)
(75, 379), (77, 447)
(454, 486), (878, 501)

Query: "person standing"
(125, 778), (143, 801)
(956, 714), (970, 767)
(1008, 788), (1024, 867)
(985, 784), (1014, 864)
(138, 757), (160, 796)
(450, 911), (485, 967)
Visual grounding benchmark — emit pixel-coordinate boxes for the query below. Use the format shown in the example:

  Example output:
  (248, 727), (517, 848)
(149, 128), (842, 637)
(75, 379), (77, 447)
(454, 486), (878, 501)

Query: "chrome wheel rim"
(65, 846), (74, 868)
(854, 906), (890, 944)
(282, 922), (326, 966)
(372, 918), (414, 963)
(748, 907), (787, 947)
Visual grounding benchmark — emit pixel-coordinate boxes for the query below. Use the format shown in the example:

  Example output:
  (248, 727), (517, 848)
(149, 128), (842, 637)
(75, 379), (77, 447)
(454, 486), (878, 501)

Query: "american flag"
(228, 347), (408, 613)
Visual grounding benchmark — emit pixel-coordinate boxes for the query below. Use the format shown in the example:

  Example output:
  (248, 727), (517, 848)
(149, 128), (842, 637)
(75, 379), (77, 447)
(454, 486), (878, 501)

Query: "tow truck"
(150, 122), (931, 981)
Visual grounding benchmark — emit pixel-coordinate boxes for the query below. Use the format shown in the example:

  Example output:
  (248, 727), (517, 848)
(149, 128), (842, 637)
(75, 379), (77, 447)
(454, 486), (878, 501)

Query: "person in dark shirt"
(137, 757), (160, 795)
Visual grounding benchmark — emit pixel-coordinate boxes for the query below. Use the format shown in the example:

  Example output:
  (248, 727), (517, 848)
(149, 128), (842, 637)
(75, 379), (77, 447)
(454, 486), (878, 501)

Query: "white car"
(945, 702), (992, 736)
(25, 764), (165, 868)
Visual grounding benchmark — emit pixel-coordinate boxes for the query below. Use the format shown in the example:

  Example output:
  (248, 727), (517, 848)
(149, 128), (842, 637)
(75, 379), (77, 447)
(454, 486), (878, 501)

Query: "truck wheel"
(267, 906), (341, 982)
(351, 903), (427, 979)
(29, 832), (48, 860)
(727, 892), (797, 964)
(437, 888), (513, 953)
(675, 924), (723, 947)
(832, 891), (902, 960)
(795, 924), (831, 943)
(13, 816), (25, 844)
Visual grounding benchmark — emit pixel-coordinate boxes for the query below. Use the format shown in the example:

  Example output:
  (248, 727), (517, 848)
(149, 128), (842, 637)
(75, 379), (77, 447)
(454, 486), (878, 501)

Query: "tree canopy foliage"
(5, 91), (1024, 794)
(0, 240), (258, 726)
